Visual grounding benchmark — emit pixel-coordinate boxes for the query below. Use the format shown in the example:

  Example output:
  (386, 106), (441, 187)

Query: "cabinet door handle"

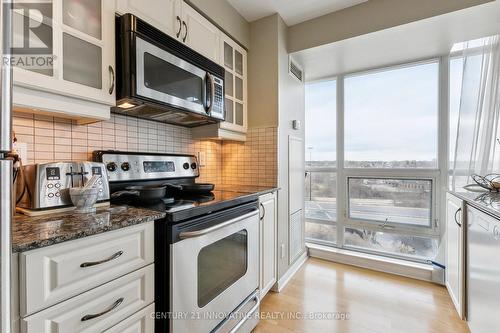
(454, 208), (462, 227)
(108, 65), (115, 95)
(80, 250), (123, 268)
(182, 21), (188, 42)
(259, 203), (266, 220)
(81, 297), (124, 321)
(176, 16), (182, 38)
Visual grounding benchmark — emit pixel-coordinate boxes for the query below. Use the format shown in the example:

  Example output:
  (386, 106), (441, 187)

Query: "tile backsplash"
(12, 110), (278, 187)
(12, 111), (221, 184)
(221, 127), (277, 187)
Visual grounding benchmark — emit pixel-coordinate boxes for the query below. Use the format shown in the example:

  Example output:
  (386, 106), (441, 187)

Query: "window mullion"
(336, 75), (345, 248)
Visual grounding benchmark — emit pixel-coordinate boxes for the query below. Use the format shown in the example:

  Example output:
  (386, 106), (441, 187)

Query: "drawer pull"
(81, 297), (124, 321)
(80, 251), (123, 268)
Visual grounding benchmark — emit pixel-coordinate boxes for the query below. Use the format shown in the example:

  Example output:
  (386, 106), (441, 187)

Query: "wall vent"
(288, 57), (304, 82)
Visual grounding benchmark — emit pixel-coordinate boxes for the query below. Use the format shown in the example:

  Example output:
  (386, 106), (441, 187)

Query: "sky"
(305, 61), (461, 163)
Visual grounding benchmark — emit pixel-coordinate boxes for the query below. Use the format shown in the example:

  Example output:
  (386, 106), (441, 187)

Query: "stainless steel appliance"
(467, 205), (500, 333)
(114, 14), (225, 127)
(94, 151), (260, 333)
(16, 162), (110, 210)
(0, 1), (12, 332)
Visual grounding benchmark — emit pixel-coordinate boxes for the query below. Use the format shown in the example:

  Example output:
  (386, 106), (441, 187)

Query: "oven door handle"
(179, 210), (257, 239)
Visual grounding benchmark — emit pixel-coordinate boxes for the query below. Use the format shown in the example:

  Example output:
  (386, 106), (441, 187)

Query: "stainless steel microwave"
(114, 14), (225, 127)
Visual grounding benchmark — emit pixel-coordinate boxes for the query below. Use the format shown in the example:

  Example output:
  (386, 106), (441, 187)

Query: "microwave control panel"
(211, 76), (224, 120)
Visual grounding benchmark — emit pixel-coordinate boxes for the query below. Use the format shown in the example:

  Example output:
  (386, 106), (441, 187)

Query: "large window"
(344, 62), (439, 168)
(305, 60), (442, 262)
(305, 80), (337, 244)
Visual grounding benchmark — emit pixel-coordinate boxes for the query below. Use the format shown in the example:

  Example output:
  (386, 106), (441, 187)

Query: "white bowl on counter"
(69, 187), (100, 213)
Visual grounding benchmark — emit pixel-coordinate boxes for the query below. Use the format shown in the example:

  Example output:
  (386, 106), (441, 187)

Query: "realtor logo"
(5, 0), (55, 71)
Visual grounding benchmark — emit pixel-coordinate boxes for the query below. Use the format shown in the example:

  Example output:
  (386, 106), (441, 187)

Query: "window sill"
(307, 243), (441, 284)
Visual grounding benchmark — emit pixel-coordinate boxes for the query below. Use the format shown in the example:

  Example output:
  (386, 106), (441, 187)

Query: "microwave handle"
(204, 72), (214, 113)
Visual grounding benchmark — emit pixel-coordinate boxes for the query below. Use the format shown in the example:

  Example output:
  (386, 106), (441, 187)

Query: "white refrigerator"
(0, 1), (12, 332)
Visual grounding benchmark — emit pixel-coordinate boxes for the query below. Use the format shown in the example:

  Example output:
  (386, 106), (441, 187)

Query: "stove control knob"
(191, 163), (197, 170)
(121, 162), (130, 171)
(106, 162), (117, 172)
(183, 162), (190, 170)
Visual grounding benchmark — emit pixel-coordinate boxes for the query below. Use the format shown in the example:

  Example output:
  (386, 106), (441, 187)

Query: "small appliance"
(16, 162), (110, 210)
(114, 14), (225, 127)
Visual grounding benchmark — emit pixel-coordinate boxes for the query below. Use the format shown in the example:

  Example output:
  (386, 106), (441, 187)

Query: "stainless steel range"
(93, 151), (260, 333)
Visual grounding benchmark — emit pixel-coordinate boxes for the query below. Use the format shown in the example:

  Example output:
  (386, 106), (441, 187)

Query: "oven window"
(197, 229), (248, 308)
(143, 52), (203, 104)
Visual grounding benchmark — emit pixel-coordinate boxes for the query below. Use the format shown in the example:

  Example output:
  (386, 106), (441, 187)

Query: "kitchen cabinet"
(192, 33), (248, 141)
(22, 265), (154, 333)
(116, 0), (181, 38)
(445, 193), (465, 320)
(259, 192), (277, 298)
(19, 222), (154, 316)
(16, 223), (155, 332)
(116, 0), (220, 63)
(13, 0), (115, 121)
(181, 2), (220, 62)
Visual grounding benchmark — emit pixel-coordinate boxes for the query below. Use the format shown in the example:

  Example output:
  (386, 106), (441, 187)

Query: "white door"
(445, 193), (465, 319)
(181, 3), (220, 62)
(115, 0), (181, 38)
(259, 192), (277, 297)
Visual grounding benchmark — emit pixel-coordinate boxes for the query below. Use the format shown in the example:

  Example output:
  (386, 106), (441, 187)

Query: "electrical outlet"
(13, 142), (28, 164)
(198, 151), (206, 167)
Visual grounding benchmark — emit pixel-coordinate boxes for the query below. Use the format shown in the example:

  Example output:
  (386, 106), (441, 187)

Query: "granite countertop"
(451, 190), (500, 219)
(13, 206), (166, 253)
(216, 184), (279, 196)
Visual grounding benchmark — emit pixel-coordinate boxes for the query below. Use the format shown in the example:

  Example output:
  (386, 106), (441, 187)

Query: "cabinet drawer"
(104, 303), (155, 333)
(20, 222), (154, 316)
(21, 265), (154, 333)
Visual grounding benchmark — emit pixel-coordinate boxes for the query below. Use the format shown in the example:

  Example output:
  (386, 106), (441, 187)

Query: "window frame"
(305, 56), (449, 262)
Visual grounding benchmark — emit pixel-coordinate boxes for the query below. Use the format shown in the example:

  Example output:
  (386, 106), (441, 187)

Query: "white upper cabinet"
(116, 0), (220, 63)
(180, 3), (220, 62)
(220, 33), (247, 133)
(115, 0), (181, 38)
(192, 32), (248, 141)
(13, 0), (115, 119)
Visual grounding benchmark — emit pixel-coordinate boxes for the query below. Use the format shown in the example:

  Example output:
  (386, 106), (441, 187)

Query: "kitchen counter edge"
(450, 190), (500, 220)
(12, 205), (166, 253)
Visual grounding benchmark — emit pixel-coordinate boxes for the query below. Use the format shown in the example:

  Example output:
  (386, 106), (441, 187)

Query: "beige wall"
(187, 0), (250, 48)
(288, 0), (493, 52)
(247, 15), (279, 128)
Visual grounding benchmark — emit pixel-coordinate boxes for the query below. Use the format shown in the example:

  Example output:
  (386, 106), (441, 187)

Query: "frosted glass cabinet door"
(13, 0), (115, 108)
(219, 33), (247, 133)
(63, 33), (102, 89)
(63, 0), (102, 39)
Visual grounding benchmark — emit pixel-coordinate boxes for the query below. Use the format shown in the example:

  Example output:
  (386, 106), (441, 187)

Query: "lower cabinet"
(15, 223), (156, 333)
(104, 303), (155, 332)
(445, 193), (465, 320)
(21, 265), (154, 333)
(259, 192), (278, 298)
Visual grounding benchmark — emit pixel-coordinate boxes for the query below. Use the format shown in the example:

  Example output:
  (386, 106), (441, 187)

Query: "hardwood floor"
(254, 258), (470, 333)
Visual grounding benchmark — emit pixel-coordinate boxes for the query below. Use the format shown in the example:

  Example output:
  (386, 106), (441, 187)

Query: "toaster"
(16, 161), (110, 210)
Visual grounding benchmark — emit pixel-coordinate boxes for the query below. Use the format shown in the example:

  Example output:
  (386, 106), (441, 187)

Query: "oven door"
(135, 37), (209, 115)
(171, 210), (259, 333)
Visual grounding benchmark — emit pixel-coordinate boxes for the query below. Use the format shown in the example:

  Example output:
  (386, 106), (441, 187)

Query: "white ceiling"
(293, 1), (500, 81)
(227, 0), (368, 25)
